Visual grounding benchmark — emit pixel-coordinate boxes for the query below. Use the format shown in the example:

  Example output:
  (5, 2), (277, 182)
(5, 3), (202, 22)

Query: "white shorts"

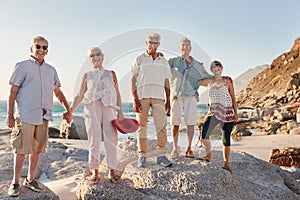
(170, 96), (198, 126)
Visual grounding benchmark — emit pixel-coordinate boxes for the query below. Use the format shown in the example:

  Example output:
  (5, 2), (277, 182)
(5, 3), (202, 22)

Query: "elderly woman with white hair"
(69, 47), (124, 184)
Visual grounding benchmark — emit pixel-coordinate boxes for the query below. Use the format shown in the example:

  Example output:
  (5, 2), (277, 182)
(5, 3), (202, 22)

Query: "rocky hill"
(237, 37), (300, 108)
(229, 38), (300, 137)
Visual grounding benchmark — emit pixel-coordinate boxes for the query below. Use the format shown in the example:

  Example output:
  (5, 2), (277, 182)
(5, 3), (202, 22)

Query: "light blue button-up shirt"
(169, 56), (212, 100)
(9, 57), (61, 125)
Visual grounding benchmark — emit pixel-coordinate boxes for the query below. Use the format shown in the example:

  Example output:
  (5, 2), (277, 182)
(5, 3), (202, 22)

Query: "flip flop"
(185, 151), (195, 158)
(171, 150), (179, 160)
(198, 157), (210, 162)
(89, 176), (99, 185)
(222, 166), (232, 174)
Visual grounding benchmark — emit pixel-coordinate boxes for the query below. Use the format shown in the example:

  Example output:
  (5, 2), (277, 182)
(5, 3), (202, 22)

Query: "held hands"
(63, 109), (73, 124)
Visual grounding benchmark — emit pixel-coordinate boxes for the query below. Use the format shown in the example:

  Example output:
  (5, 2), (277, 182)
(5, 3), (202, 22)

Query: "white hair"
(146, 33), (161, 41)
(180, 37), (191, 45)
(87, 47), (103, 57)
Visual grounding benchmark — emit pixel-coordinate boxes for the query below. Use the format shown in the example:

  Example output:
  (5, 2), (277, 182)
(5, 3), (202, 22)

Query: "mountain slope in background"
(234, 65), (267, 93)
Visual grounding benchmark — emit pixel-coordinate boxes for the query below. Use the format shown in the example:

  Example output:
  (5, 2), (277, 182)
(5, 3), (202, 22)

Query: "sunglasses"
(90, 52), (102, 57)
(35, 44), (48, 50)
(148, 41), (159, 45)
(212, 63), (222, 68)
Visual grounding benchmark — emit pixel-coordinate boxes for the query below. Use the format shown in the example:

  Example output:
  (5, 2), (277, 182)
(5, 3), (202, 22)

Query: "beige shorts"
(170, 96), (198, 126)
(11, 119), (49, 154)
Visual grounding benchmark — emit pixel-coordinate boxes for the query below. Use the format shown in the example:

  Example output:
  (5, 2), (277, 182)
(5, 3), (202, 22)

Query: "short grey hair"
(31, 36), (48, 46)
(146, 33), (161, 41)
(87, 47), (103, 57)
(180, 37), (191, 45)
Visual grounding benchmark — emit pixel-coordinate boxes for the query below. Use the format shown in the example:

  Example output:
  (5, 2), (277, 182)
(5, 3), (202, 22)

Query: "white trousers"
(84, 100), (117, 170)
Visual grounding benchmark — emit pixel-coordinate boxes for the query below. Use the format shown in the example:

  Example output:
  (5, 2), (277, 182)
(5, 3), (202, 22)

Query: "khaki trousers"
(137, 98), (168, 156)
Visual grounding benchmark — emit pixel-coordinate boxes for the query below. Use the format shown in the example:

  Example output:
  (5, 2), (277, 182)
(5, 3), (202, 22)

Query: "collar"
(30, 56), (45, 65)
(92, 67), (104, 72)
(180, 56), (194, 65)
(144, 51), (162, 59)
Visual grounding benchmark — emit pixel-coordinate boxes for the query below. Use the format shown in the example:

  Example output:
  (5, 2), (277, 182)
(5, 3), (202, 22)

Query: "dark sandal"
(89, 176), (99, 185)
(222, 166), (232, 174)
(109, 175), (121, 184)
(198, 157), (210, 162)
(185, 150), (195, 158)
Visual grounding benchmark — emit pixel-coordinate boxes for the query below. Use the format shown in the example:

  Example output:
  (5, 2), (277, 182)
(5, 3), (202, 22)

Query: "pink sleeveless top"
(208, 78), (234, 122)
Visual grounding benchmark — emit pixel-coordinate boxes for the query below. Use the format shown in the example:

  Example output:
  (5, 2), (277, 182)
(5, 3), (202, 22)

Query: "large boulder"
(269, 147), (300, 167)
(76, 138), (300, 200)
(60, 116), (87, 140)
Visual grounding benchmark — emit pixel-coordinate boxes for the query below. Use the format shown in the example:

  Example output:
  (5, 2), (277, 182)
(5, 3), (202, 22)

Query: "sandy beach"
(37, 131), (300, 200)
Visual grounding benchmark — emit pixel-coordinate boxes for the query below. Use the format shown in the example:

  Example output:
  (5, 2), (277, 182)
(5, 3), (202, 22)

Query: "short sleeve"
(131, 56), (140, 74)
(9, 63), (25, 86)
(53, 68), (61, 87)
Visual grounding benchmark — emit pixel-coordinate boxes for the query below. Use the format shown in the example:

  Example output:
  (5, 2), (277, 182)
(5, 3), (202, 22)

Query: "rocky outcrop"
(237, 38), (300, 109)
(269, 147), (300, 167)
(76, 138), (300, 200)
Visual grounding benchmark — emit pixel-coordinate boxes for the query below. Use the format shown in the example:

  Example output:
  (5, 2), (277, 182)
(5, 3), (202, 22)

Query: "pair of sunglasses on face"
(212, 63), (222, 68)
(35, 44), (48, 50)
(89, 52), (102, 58)
(148, 41), (159, 45)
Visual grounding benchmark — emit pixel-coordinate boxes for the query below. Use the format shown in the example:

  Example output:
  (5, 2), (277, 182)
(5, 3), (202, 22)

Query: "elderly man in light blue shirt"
(169, 37), (212, 159)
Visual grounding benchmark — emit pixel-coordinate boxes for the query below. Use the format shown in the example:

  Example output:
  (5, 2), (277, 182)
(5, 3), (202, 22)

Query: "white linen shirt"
(131, 52), (171, 100)
(84, 69), (117, 109)
(9, 57), (61, 125)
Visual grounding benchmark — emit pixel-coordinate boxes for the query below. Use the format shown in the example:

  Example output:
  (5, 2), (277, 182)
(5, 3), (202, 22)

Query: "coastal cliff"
(237, 37), (300, 108)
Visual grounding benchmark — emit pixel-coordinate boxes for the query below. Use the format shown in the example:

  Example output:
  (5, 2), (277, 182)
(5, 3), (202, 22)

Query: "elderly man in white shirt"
(131, 33), (172, 168)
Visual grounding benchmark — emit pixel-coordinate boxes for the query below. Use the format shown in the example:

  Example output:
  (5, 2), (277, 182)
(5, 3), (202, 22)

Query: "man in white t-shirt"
(131, 33), (172, 168)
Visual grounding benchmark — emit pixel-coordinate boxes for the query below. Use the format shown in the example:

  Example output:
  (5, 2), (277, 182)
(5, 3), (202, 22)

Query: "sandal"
(185, 150), (195, 158)
(198, 157), (210, 162)
(89, 176), (99, 185)
(171, 150), (179, 159)
(222, 166), (232, 174)
(108, 175), (121, 184)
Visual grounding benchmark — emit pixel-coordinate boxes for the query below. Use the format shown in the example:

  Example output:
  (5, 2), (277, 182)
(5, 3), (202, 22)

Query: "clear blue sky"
(1, 0), (299, 102)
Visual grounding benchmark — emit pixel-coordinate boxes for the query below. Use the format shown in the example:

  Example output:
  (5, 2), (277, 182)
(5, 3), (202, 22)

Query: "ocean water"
(0, 100), (216, 151)
(0, 100), (208, 129)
